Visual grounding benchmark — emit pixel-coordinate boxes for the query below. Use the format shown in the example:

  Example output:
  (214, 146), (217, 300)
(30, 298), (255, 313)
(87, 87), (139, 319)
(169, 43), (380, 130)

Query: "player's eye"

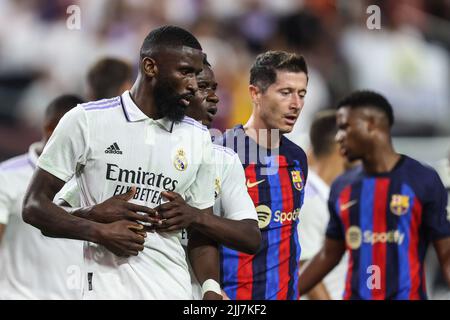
(198, 82), (208, 90)
(180, 68), (194, 76)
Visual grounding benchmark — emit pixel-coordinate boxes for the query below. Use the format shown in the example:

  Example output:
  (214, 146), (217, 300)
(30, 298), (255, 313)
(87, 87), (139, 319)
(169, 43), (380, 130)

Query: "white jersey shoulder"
(0, 144), (83, 300)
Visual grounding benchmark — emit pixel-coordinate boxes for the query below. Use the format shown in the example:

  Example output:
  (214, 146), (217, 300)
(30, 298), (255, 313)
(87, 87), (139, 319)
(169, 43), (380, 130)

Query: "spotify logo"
(256, 205), (272, 229)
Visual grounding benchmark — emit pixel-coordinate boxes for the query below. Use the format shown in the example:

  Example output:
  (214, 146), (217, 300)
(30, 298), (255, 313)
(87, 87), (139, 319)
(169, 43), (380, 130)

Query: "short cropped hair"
(310, 110), (338, 158)
(250, 50), (308, 92)
(87, 58), (132, 100)
(337, 90), (394, 127)
(45, 94), (84, 121)
(140, 25), (202, 58)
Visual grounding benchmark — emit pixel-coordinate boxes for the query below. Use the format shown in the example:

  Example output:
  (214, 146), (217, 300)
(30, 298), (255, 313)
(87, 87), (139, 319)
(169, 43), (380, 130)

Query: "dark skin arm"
(155, 191), (261, 254)
(23, 168), (149, 257)
(298, 237), (346, 296)
(433, 237), (450, 287)
(299, 260), (332, 300)
(187, 219), (222, 300)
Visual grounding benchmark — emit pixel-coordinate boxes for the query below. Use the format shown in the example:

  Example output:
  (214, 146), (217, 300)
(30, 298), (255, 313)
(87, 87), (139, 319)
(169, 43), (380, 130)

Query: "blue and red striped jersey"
(216, 125), (308, 300)
(326, 155), (450, 300)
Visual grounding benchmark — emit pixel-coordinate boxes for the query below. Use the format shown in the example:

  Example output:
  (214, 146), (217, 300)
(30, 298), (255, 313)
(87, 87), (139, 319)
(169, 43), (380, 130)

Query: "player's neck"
(129, 80), (160, 120)
(363, 143), (400, 174)
(243, 115), (281, 149)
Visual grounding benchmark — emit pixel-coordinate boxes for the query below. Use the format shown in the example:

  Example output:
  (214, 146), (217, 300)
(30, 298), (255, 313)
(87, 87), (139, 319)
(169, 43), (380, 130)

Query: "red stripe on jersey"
(276, 156), (293, 300)
(236, 253), (254, 300)
(408, 197), (422, 300)
(245, 163), (259, 205)
(235, 164), (259, 299)
(339, 186), (353, 300)
(371, 178), (390, 300)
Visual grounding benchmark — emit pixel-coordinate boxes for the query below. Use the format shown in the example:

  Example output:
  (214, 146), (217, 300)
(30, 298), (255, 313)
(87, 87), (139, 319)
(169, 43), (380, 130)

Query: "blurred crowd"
(0, 0), (449, 161)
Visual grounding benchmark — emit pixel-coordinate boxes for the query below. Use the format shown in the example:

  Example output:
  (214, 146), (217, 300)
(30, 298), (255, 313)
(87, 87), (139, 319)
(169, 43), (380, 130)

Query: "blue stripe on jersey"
(348, 182), (362, 299)
(359, 178), (375, 299)
(221, 246), (239, 300)
(385, 179), (399, 298)
(395, 183), (414, 299)
(252, 164), (268, 299)
(265, 156), (282, 299)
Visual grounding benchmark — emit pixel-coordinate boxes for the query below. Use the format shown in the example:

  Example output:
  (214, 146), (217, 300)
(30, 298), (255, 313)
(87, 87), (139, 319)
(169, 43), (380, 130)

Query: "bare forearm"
(187, 229), (220, 285)
(299, 260), (331, 300)
(23, 194), (99, 242)
(434, 238), (450, 287)
(298, 239), (345, 296)
(192, 212), (261, 254)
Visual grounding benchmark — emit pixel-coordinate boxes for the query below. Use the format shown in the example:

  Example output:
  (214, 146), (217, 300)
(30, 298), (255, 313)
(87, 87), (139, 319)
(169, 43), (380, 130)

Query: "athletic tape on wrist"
(201, 279), (222, 296)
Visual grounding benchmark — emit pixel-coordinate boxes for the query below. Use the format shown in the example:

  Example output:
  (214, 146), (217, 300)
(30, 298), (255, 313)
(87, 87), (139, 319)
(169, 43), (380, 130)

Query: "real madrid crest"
(173, 148), (188, 171)
(390, 194), (410, 216)
(291, 170), (303, 191)
(214, 177), (221, 199)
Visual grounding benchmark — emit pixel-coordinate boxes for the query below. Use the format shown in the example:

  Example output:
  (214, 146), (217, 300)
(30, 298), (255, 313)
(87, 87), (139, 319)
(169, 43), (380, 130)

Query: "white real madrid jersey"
(37, 91), (215, 299)
(181, 144), (258, 299)
(0, 142), (84, 299)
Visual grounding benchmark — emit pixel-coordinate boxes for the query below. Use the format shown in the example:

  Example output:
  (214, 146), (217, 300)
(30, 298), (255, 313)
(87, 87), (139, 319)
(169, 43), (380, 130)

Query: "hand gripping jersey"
(217, 125), (308, 300)
(326, 155), (450, 300)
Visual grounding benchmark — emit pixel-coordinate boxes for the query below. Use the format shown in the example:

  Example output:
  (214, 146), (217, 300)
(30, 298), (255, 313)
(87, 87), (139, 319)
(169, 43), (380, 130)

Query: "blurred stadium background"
(0, 0), (449, 164)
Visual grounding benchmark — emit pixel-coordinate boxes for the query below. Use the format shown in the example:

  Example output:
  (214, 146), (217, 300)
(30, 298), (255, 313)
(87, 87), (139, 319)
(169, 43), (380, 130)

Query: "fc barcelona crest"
(291, 170), (303, 191)
(390, 194), (410, 216)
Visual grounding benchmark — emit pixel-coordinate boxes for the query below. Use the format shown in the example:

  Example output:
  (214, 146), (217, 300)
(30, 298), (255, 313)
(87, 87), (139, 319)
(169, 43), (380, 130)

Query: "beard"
(153, 78), (191, 122)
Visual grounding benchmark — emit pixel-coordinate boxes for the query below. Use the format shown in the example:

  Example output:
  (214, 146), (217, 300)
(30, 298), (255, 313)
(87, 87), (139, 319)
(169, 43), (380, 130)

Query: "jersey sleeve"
(0, 172), (12, 224)
(37, 106), (89, 182)
(217, 152), (257, 221)
(54, 178), (81, 208)
(184, 130), (215, 210)
(422, 170), (450, 240)
(325, 189), (345, 240)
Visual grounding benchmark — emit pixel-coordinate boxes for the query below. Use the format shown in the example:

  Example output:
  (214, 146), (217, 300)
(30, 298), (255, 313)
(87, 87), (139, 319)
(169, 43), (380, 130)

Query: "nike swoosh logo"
(246, 179), (265, 188)
(340, 200), (358, 211)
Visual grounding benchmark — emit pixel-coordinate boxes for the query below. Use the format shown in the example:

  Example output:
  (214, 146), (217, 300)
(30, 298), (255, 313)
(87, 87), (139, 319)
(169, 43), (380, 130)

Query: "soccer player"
(0, 94), (85, 299)
(216, 51), (309, 300)
(298, 110), (348, 300)
(22, 25), (220, 300)
(298, 90), (450, 300)
(86, 57), (133, 100)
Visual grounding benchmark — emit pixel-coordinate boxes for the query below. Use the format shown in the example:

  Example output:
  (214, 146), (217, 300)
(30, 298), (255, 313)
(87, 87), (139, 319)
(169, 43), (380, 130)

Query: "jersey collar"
(120, 90), (174, 132)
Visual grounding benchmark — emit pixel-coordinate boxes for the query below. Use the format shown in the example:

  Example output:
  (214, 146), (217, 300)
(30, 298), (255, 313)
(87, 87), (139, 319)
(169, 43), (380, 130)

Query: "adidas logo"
(105, 143), (123, 154)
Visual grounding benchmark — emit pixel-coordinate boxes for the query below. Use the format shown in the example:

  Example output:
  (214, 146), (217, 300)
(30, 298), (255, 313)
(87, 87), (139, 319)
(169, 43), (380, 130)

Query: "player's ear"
(142, 57), (157, 78)
(249, 85), (262, 105)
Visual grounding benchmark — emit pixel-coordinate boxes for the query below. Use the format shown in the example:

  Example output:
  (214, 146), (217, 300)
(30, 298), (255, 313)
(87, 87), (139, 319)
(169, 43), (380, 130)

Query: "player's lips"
(284, 114), (298, 126)
(180, 94), (194, 107)
(206, 105), (218, 121)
